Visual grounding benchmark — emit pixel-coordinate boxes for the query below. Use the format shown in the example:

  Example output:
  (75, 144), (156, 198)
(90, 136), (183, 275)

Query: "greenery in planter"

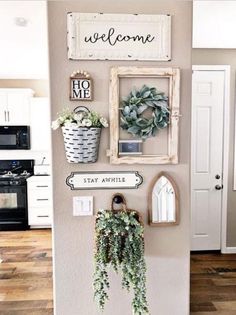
(51, 107), (108, 130)
(93, 209), (149, 315)
(120, 85), (169, 140)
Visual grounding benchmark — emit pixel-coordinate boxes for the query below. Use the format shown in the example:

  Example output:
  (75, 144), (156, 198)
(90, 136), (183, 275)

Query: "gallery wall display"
(66, 171), (143, 190)
(67, 13), (171, 61)
(148, 172), (179, 226)
(108, 66), (181, 164)
(70, 70), (92, 100)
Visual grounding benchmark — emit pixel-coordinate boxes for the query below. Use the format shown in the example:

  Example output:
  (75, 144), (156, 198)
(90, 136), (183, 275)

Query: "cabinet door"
(30, 97), (51, 151)
(0, 93), (7, 124)
(7, 93), (31, 125)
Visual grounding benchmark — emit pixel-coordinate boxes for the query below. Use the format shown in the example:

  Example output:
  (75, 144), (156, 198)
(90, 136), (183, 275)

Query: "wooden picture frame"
(108, 66), (180, 164)
(148, 172), (180, 227)
(70, 70), (93, 101)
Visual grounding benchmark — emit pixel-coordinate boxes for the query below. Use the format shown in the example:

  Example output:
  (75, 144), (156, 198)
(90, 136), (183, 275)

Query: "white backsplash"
(0, 150), (51, 165)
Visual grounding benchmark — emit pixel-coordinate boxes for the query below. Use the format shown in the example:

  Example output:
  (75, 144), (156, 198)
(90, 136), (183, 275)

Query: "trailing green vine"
(93, 209), (149, 315)
(120, 85), (169, 139)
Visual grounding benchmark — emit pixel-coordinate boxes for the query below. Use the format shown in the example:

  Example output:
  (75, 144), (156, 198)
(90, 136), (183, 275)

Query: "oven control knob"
(10, 180), (20, 185)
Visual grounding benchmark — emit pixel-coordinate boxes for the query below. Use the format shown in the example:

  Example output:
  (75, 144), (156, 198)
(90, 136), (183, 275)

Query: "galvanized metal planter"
(62, 126), (101, 163)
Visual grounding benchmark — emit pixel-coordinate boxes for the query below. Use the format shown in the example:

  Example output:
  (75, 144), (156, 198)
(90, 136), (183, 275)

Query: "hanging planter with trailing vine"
(93, 194), (149, 315)
(120, 84), (169, 140)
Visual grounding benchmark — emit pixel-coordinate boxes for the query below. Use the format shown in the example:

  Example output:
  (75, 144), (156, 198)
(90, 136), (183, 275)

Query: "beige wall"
(0, 79), (49, 97)
(48, 1), (192, 314)
(192, 49), (236, 247)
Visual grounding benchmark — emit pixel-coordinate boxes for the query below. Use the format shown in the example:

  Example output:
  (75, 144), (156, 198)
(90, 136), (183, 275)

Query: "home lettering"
(84, 27), (155, 46)
(71, 79), (91, 99)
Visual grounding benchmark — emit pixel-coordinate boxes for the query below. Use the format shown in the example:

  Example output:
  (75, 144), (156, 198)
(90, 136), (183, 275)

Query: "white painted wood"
(67, 13), (171, 61)
(0, 89), (34, 125)
(30, 97), (51, 151)
(222, 247), (236, 254)
(109, 66), (180, 164)
(191, 69), (225, 250)
(27, 175), (52, 227)
(193, 1), (236, 48)
(192, 65), (230, 253)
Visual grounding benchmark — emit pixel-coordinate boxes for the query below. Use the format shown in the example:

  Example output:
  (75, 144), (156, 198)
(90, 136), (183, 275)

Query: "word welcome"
(84, 27), (155, 46)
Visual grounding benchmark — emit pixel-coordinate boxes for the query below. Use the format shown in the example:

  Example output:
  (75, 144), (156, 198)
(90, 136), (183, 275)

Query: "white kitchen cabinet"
(0, 89), (34, 125)
(27, 175), (52, 228)
(30, 97), (51, 151)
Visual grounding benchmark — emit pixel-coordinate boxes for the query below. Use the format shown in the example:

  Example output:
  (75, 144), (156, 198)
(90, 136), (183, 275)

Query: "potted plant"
(52, 106), (108, 163)
(93, 194), (149, 315)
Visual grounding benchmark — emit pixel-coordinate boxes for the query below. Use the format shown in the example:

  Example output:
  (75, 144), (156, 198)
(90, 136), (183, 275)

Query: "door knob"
(215, 185), (223, 190)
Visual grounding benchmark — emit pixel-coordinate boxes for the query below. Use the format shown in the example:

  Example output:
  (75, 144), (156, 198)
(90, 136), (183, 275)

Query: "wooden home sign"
(67, 13), (171, 61)
(66, 171), (143, 190)
(70, 70), (92, 100)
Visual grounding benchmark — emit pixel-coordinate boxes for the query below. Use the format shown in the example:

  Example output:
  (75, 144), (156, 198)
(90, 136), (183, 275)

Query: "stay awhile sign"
(66, 171), (143, 190)
(67, 13), (171, 61)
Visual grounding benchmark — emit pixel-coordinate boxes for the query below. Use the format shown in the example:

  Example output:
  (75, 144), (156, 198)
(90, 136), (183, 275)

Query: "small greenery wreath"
(120, 85), (170, 139)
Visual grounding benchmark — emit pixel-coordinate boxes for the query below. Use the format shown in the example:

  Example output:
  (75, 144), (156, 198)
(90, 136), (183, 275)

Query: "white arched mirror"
(149, 172), (179, 226)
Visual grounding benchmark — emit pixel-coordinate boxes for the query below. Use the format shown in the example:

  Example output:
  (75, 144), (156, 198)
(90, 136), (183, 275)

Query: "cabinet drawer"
(28, 181), (51, 190)
(28, 190), (52, 207)
(28, 207), (51, 226)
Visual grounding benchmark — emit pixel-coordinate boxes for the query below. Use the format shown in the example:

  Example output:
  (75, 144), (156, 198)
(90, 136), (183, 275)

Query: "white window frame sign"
(67, 12), (171, 61)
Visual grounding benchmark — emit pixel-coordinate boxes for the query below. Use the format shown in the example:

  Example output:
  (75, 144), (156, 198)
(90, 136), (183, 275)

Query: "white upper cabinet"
(0, 89), (34, 125)
(193, 1), (236, 48)
(30, 97), (51, 152)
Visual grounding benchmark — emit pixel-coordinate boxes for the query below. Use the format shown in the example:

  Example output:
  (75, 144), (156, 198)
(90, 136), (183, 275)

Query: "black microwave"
(0, 126), (30, 150)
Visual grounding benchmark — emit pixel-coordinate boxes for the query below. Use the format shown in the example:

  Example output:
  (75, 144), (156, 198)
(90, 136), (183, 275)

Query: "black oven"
(0, 182), (28, 230)
(0, 126), (30, 150)
(0, 159), (34, 231)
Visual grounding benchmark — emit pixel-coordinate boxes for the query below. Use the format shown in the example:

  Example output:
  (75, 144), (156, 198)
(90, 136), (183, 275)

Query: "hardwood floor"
(0, 229), (53, 315)
(2, 232), (235, 315)
(191, 252), (236, 315)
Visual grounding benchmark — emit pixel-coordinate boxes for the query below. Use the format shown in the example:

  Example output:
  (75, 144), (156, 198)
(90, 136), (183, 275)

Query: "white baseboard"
(221, 247), (236, 254)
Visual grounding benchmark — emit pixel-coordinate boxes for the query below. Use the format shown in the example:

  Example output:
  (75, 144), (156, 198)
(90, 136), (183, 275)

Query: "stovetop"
(0, 171), (32, 180)
(0, 160), (34, 183)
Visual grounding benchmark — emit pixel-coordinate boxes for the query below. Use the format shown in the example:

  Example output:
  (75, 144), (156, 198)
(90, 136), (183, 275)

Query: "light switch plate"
(73, 196), (93, 216)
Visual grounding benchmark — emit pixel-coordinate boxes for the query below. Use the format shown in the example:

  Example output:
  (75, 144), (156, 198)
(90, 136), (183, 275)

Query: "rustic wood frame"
(148, 172), (180, 226)
(108, 66), (180, 164)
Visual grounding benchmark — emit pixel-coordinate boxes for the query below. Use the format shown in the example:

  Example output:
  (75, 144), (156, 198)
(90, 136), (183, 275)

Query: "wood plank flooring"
(0, 230), (53, 315)
(1, 232), (235, 315)
(191, 252), (236, 314)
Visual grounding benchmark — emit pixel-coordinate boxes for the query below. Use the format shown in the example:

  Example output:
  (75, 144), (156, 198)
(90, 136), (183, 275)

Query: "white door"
(191, 70), (225, 250)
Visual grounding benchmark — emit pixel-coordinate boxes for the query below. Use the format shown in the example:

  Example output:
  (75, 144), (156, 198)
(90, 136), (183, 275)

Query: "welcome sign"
(67, 13), (171, 61)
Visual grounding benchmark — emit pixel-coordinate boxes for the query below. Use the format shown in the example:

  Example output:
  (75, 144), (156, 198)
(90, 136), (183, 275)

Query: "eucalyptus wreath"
(93, 209), (149, 315)
(120, 85), (170, 139)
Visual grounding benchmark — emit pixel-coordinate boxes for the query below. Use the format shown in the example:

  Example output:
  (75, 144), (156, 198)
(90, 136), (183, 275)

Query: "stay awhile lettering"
(84, 27), (155, 46)
(83, 177), (126, 184)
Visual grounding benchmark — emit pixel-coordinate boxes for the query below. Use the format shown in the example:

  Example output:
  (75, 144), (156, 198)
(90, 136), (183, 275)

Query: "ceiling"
(0, 0), (48, 79)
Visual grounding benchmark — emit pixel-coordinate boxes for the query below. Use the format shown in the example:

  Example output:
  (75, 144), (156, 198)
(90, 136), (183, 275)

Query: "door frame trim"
(192, 65), (231, 253)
